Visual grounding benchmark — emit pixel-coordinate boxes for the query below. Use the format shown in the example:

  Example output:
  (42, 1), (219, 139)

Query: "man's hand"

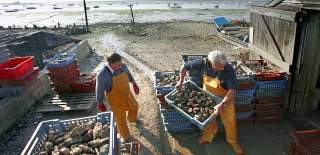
(175, 82), (183, 91)
(213, 103), (225, 115)
(98, 103), (107, 112)
(133, 83), (140, 95)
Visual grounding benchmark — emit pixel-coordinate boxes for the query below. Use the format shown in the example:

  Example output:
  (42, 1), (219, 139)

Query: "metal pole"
(83, 0), (89, 32)
(129, 4), (135, 24)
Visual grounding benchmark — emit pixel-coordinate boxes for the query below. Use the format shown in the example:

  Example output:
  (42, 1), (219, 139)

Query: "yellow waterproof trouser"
(105, 72), (139, 140)
(200, 74), (244, 155)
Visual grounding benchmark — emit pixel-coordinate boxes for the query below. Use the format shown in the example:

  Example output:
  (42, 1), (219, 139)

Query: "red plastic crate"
(255, 109), (281, 118)
(47, 69), (80, 82)
(236, 104), (254, 113)
(255, 97), (284, 104)
(242, 60), (287, 81)
(255, 102), (281, 111)
(47, 61), (79, 74)
(290, 130), (320, 155)
(0, 56), (34, 80)
(0, 67), (39, 86)
(70, 73), (96, 93)
(237, 81), (255, 90)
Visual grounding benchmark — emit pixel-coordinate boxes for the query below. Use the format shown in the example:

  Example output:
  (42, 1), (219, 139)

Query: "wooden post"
(83, 0), (89, 32)
(58, 22), (61, 29)
(129, 4), (135, 24)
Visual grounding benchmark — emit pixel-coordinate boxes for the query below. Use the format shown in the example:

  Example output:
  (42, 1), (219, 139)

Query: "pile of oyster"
(156, 75), (180, 87)
(230, 61), (252, 75)
(244, 62), (279, 73)
(168, 83), (218, 122)
(38, 121), (110, 155)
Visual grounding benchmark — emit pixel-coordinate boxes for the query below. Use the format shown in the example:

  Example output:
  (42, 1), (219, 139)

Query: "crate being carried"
(21, 112), (117, 155)
(165, 81), (222, 129)
(0, 56), (34, 80)
(154, 70), (180, 95)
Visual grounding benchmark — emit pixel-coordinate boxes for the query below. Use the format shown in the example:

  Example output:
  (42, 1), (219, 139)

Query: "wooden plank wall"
(291, 12), (320, 116)
(251, 12), (297, 67)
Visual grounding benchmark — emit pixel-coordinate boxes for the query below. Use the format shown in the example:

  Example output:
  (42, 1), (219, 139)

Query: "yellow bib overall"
(201, 66), (244, 154)
(105, 72), (139, 141)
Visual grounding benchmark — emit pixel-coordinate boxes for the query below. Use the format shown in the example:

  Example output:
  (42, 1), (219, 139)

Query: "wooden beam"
(250, 6), (297, 22)
(249, 44), (291, 72)
(259, 14), (286, 61)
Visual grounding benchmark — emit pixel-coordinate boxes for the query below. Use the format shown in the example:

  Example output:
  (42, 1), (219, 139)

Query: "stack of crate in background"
(232, 61), (256, 126)
(154, 71), (193, 133)
(43, 52), (96, 94)
(241, 60), (287, 124)
(0, 56), (39, 98)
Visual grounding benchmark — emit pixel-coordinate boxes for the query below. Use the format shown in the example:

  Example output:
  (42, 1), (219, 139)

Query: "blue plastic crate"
(21, 112), (117, 155)
(159, 105), (189, 123)
(236, 112), (253, 120)
(43, 52), (76, 68)
(213, 17), (230, 29)
(236, 89), (255, 98)
(154, 70), (179, 94)
(161, 113), (193, 133)
(236, 96), (254, 106)
(0, 86), (24, 97)
(256, 80), (287, 89)
(165, 80), (222, 130)
(163, 123), (193, 133)
(256, 88), (284, 97)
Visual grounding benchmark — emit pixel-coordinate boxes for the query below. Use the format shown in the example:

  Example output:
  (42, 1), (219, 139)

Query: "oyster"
(157, 74), (180, 87)
(39, 121), (111, 155)
(60, 147), (71, 155)
(169, 82), (219, 122)
(88, 138), (109, 148)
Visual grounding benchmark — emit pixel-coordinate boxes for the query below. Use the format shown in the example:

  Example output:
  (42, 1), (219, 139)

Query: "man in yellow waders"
(177, 51), (244, 155)
(95, 53), (139, 142)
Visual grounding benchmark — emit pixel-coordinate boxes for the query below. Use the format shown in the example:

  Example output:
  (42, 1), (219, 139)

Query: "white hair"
(208, 50), (227, 65)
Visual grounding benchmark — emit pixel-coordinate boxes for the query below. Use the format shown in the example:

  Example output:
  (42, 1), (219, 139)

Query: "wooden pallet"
(36, 93), (96, 112)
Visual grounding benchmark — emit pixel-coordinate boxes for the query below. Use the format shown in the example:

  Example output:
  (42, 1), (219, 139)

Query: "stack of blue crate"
(154, 70), (193, 133)
(241, 60), (287, 124)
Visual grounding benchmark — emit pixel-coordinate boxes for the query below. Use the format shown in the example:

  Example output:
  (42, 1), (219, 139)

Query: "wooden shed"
(249, 0), (320, 117)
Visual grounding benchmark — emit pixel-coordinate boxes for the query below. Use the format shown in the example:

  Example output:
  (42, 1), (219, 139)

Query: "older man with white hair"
(177, 50), (244, 155)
